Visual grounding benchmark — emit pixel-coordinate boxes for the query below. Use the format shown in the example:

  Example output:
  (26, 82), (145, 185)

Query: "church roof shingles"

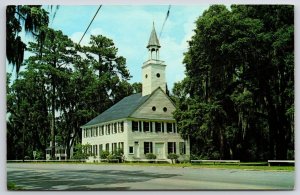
(82, 93), (150, 127)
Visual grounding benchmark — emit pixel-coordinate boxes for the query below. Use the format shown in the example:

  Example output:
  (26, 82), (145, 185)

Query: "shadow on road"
(8, 169), (180, 190)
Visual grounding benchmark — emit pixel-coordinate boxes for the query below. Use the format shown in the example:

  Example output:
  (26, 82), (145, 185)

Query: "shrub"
(145, 153), (156, 160)
(167, 153), (179, 164)
(100, 150), (110, 159)
(178, 154), (190, 163)
(107, 154), (117, 162)
(72, 143), (90, 160)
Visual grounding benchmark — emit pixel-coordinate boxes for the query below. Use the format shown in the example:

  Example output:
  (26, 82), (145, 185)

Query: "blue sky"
(8, 5), (210, 90)
(49, 5), (209, 90)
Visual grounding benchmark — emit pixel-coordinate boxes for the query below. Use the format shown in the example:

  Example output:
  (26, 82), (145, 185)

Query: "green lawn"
(114, 162), (294, 171)
(8, 161), (295, 172)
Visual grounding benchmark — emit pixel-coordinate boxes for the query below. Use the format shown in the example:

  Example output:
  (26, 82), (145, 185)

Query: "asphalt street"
(7, 163), (295, 190)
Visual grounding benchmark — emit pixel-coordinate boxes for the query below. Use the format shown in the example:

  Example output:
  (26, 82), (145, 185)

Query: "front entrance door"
(155, 143), (165, 159)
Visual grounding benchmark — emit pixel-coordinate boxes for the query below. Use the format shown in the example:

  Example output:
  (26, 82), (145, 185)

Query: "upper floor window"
(99, 126), (104, 136)
(167, 123), (173, 133)
(113, 123), (117, 134)
(132, 121), (139, 132)
(106, 124), (110, 135)
(155, 122), (162, 133)
(119, 122), (124, 133)
(143, 122), (150, 132)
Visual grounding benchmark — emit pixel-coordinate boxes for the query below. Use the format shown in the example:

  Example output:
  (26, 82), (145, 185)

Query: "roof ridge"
(81, 92), (149, 127)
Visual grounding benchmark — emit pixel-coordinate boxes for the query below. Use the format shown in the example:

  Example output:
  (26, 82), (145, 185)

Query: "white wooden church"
(81, 24), (190, 162)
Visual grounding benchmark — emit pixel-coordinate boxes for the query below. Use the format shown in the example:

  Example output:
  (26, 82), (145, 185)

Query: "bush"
(107, 154), (117, 162)
(72, 143), (90, 160)
(145, 153), (156, 160)
(100, 150), (110, 159)
(167, 153), (179, 164)
(178, 155), (190, 163)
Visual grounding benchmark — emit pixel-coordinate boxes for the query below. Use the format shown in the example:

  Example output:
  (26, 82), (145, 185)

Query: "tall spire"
(147, 22), (160, 48)
(142, 22), (166, 96)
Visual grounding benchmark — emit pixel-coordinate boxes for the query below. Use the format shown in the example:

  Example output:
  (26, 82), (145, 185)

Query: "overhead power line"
(159, 5), (171, 38)
(79, 5), (102, 45)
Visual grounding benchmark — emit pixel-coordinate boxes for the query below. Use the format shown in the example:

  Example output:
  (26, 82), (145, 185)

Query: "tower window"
(156, 73), (160, 78)
(145, 74), (148, 78)
(152, 106), (156, 111)
(163, 107), (167, 112)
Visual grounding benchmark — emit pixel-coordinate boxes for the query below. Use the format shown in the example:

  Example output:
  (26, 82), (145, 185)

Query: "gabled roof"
(82, 93), (150, 127)
(147, 23), (160, 48)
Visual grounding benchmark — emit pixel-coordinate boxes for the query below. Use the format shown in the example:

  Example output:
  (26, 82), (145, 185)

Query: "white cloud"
(55, 5), (208, 90)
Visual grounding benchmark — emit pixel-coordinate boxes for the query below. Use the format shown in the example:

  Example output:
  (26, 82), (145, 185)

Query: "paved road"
(7, 163), (294, 190)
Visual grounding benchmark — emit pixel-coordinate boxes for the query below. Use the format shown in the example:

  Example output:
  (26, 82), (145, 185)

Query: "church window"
(118, 142), (124, 153)
(106, 124), (110, 135)
(168, 142), (176, 154)
(144, 142), (153, 154)
(99, 126), (104, 136)
(156, 73), (160, 78)
(155, 122), (162, 132)
(129, 146), (134, 154)
(167, 123), (173, 133)
(99, 144), (103, 153)
(152, 106), (156, 111)
(145, 74), (148, 78)
(119, 122), (124, 133)
(93, 145), (98, 156)
(163, 107), (167, 112)
(88, 128), (91, 137)
(113, 123), (117, 134)
(112, 143), (117, 153)
(132, 121), (139, 132)
(139, 121), (142, 132)
(105, 143), (109, 152)
(143, 121), (150, 132)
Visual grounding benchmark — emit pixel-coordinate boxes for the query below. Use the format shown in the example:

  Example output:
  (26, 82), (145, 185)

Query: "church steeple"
(147, 22), (160, 60)
(142, 23), (167, 96)
(147, 22), (160, 48)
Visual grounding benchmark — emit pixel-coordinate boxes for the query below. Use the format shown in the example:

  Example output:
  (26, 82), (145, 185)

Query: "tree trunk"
(51, 83), (56, 160)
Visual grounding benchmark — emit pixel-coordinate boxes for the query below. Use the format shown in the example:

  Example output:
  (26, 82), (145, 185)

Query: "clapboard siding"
(130, 88), (175, 120)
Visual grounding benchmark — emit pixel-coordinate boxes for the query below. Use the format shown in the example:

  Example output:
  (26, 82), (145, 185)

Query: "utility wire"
(79, 5), (102, 45)
(159, 5), (171, 38)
